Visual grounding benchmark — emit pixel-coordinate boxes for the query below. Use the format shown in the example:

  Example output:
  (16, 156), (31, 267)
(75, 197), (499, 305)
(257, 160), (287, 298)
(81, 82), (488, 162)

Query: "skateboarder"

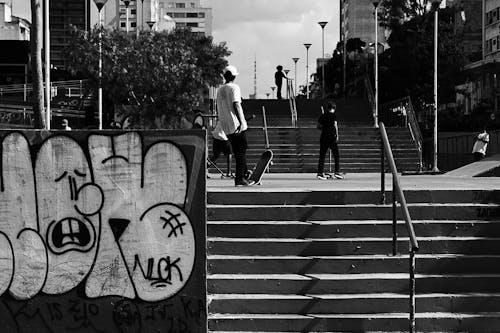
(217, 65), (254, 186)
(472, 127), (490, 161)
(316, 101), (343, 180)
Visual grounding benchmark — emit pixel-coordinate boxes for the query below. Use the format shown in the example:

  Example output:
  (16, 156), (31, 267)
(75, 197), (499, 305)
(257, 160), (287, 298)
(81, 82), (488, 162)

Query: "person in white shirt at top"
(217, 65), (254, 186)
(472, 127), (490, 161)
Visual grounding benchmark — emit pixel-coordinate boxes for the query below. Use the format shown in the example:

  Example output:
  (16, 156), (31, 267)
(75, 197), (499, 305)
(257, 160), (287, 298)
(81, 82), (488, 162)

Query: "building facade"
(92, 0), (212, 36)
(341, 0), (386, 46)
(0, 0), (30, 41)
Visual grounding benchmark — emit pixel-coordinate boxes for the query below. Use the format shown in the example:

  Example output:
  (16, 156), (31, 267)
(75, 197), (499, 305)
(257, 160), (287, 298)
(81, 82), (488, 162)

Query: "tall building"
(92, 0), (212, 36)
(341, 0), (386, 46)
(50, 0), (91, 69)
(0, 0), (30, 41)
(458, 0), (500, 114)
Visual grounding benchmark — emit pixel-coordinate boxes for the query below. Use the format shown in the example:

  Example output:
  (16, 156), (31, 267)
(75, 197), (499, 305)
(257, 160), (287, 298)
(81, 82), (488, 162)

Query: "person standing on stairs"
(316, 101), (343, 179)
(217, 65), (254, 186)
(274, 65), (287, 99)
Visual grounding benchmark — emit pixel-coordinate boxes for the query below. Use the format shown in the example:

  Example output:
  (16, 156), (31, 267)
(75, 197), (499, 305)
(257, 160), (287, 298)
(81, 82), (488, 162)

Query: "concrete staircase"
(208, 98), (421, 174)
(207, 188), (500, 332)
(209, 127), (421, 173)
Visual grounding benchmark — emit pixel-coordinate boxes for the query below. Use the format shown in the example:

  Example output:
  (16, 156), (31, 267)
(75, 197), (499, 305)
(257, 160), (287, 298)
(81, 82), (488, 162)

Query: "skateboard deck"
(249, 150), (273, 185)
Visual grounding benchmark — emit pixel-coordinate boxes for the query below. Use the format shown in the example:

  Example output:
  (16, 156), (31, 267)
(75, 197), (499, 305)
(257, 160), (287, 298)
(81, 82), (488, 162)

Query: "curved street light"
(304, 43), (312, 99)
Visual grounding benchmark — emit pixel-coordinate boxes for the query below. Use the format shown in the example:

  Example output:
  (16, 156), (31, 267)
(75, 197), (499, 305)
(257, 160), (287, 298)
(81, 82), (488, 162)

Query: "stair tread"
(209, 292), (500, 299)
(208, 273), (500, 280)
(209, 312), (500, 319)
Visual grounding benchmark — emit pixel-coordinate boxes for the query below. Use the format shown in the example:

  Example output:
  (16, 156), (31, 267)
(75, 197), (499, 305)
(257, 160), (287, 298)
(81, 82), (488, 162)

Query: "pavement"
(446, 154), (500, 177)
(207, 172), (500, 191)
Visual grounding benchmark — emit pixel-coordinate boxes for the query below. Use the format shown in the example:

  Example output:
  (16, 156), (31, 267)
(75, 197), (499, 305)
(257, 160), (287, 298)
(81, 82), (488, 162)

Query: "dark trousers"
(473, 152), (485, 162)
(227, 131), (249, 182)
(276, 82), (283, 99)
(317, 137), (340, 174)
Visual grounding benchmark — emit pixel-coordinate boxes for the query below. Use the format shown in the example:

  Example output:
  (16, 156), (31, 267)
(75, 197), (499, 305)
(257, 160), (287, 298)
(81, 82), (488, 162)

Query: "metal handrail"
(286, 79), (297, 127)
(262, 106), (270, 150)
(379, 121), (419, 333)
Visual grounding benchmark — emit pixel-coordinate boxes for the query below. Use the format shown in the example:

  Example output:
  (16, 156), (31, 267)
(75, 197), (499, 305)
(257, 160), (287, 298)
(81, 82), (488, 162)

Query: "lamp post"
(304, 43), (312, 99)
(140, 0), (145, 31)
(146, 20), (156, 31)
(372, 1), (380, 128)
(123, 0), (130, 33)
(431, 0), (441, 172)
(93, 0), (108, 130)
(44, 0), (50, 129)
(292, 57), (299, 95)
(318, 21), (328, 99)
(271, 86), (276, 99)
(284, 69), (290, 98)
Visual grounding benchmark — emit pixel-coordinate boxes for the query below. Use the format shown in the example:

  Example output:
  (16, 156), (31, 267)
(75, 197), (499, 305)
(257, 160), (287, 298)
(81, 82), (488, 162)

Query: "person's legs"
(317, 139), (328, 175)
(228, 132), (249, 184)
(277, 82), (282, 99)
(473, 152), (484, 161)
(330, 141), (340, 173)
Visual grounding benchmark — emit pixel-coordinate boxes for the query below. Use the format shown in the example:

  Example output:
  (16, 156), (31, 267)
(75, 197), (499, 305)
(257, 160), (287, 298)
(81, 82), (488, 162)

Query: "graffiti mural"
(0, 130), (207, 332)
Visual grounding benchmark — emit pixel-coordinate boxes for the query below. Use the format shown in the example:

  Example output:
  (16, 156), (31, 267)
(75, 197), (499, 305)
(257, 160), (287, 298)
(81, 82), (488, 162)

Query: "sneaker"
(235, 179), (255, 187)
(333, 173), (344, 179)
(317, 174), (327, 180)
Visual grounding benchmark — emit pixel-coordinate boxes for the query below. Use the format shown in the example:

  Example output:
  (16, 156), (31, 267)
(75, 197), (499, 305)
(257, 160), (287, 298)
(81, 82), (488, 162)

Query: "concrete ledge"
(446, 154), (500, 177)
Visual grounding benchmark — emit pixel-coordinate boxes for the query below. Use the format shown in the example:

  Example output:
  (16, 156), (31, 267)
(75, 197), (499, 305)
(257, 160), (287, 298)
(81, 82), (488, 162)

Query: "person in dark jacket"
(274, 65), (287, 99)
(317, 102), (343, 179)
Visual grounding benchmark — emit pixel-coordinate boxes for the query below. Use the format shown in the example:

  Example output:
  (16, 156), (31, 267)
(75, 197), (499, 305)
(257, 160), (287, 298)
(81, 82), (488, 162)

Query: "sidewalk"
(207, 173), (500, 191)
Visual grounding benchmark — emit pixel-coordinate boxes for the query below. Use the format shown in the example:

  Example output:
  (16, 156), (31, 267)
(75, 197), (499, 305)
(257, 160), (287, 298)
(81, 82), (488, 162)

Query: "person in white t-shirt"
(216, 65), (254, 186)
(472, 127), (490, 161)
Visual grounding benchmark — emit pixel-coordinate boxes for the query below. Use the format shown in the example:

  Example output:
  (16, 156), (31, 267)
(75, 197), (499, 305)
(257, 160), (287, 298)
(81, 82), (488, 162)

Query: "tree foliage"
(65, 27), (230, 128)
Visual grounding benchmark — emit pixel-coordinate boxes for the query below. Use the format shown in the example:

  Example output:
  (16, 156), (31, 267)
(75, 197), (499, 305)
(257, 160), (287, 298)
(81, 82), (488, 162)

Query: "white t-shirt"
(216, 82), (246, 135)
(472, 132), (489, 155)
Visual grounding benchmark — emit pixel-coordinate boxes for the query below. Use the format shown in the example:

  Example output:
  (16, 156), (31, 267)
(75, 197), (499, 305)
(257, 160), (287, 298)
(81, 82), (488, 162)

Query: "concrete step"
(208, 293), (500, 314)
(207, 190), (500, 205)
(207, 254), (500, 275)
(209, 312), (500, 332)
(208, 273), (500, 294)
(207, 221), (500, 238)
(208, 236), (500, 256)
(207, 203), (500, 221)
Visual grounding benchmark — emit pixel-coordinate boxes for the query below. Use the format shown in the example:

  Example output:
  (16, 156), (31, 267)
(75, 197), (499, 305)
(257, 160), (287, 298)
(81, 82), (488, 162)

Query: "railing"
(262, 106), (270, 149)
(380, 96), (423, 171)
(364, 75), (376, 122)
(286, 78), (298, 127)
(379, 122), (419, 332)
(0, 80), (89, 101)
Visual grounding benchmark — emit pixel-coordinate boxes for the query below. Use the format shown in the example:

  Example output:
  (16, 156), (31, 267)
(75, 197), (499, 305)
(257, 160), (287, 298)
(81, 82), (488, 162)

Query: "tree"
(65, 27), (230, 128)
(30, 0), (45, 129)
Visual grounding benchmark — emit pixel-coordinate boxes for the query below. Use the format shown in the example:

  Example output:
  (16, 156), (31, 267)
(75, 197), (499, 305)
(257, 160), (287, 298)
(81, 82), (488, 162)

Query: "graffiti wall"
(0, 130), (207, 332)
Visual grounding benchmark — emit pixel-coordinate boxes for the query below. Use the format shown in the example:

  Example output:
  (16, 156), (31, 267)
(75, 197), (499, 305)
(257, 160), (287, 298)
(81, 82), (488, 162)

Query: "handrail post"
(392, 174), (397, 256)
(409, 246), (416, 333)
(380, 136), (386, 204)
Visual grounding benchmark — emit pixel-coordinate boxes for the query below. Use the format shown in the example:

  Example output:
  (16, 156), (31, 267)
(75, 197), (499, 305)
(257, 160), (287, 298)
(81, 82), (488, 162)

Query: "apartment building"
(341, 0), (386, 47)
(0, 0), (30, 41)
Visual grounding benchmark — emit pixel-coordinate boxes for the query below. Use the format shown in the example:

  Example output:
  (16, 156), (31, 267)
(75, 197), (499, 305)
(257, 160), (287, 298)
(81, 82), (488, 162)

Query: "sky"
(14, 0), (340, 98)
(207, 0), (340, 98)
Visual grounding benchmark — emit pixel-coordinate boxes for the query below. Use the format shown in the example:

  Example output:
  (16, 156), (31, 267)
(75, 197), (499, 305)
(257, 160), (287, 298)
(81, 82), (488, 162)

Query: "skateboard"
(248, 150), (273, 185)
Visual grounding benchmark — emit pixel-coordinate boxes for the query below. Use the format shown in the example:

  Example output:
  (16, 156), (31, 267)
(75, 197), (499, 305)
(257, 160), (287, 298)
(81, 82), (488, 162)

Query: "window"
(173, 12), (186, 18)
(187, 22), (198, 27)
(187, 13), (198, 18)
(198, 12), (205, 18)
(131, 22), (136, 27)
(121, 22), (126, 27)
(176, 3), (185, 8)
(190, 2), (196, 8)
(131, 9), (136, 14)
(177, 22), (186, 26)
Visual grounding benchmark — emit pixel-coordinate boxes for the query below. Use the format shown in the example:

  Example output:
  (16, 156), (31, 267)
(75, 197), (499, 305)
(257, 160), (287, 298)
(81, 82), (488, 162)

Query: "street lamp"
(431, 0), (441, 172)
(284, 69), (290, 98)
(271, 86), (276, 99)
(140, 0), (145, 31)
(372, 1), (380, 128)
(93, 0), (108, 130)
(318, 21), (328, 99)
(44, 0), (50, 129)
(292, 57), (299, 95)
(123, 0), (130, 33)
(304, 43), (312, 99)
(146, 20), (156, 31)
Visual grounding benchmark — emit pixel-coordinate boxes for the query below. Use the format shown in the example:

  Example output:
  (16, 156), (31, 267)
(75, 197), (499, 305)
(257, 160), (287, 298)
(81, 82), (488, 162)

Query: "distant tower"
(249, 54), (257, 99)
(253, 54), (257, 97)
